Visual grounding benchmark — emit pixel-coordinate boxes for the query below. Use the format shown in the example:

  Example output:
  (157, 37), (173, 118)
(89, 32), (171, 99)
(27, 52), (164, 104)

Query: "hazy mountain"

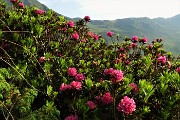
(86, 14), (180, 55)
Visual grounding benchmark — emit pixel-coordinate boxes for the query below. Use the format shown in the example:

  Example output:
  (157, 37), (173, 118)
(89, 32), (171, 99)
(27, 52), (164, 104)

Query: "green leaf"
(85, 78), (93, 89)
(47, 85), (53, 96)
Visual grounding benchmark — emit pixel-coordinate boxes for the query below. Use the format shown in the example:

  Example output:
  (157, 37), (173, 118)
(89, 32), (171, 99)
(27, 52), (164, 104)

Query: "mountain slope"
(0, 0), (49, 11)
(87, 14), (180, 55)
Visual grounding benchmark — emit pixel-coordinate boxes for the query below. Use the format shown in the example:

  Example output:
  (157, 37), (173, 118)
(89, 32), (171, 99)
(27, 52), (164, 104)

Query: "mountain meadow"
(0, 0), (180, 120)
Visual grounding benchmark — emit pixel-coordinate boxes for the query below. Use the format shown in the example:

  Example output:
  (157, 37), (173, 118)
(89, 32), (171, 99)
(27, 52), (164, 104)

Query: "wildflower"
(35, 9), (45, 15)
(106, 31), (113, 37)
(94, 35), (99, 40)
(68, 20), (74, 28)
(87, 31), (95, 38)
(10, 0), (18, 4)
(104, 68), (114, 75)
(142, 37), (148, 44)
(176, 67), (180, 74)
(111, 70), (124, 83)
(18, 2), (24, 8)
(65, 114), (78, 120)
(39, 56), (45, 63)
(100, 92), (113, 105)
(157, 56), (166, 64)
(129, 83), (139, 93)
(81, 39), (86, 42)
(71, 33), (79, 40)
(61, 27), (67, 31)
(117, 96), (136, 115)
(131, 36), (138, 43)
(86, 101), (96, 109)
(68, 67), (77, 77)
(84, 16), (91, 22)
(59, 83), (72, 91)
(70, 81), (82, 90)
(74, 73), (85, 81)
(132, 43), (137, 48)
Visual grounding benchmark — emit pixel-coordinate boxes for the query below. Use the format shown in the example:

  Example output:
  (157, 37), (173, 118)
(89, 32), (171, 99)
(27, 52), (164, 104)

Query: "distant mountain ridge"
(86, 14), (180, 55)
(1, 0), (179, 55)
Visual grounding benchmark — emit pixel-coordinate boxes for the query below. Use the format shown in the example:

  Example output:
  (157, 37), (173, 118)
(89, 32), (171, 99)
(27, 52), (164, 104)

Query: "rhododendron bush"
(0, 1), (180, 120)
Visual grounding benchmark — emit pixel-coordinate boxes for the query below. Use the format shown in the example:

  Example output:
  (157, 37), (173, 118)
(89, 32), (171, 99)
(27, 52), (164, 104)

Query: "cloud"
(37, 0), (180, 20)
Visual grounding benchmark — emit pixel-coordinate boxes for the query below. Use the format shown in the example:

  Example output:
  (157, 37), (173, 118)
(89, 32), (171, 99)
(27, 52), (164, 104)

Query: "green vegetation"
(0, 1), (180, 120)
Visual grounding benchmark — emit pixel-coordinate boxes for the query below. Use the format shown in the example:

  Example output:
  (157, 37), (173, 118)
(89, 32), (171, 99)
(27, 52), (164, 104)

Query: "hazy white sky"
(38, 0), (180, 20)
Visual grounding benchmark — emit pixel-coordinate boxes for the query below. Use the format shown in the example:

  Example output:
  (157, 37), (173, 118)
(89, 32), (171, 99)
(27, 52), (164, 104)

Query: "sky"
(37, 0), (180, 20)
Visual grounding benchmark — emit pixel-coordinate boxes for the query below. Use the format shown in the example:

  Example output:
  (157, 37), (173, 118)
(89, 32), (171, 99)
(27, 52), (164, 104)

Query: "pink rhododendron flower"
(106, 31), (113, 37)
(84, 16), (91, 22)
(70, 81), (82, 90)
(81, 39), (86, 42)
(61, 27), (67, 31)
(132, 43), (137, 48)
(176, 67), (180, 74)
(71, 33), (79, 40)
(129, 83), (139, 93)
(65, 114), (78, 120)
(142, 37), (148, 43)
(86, 101), (96, 109)
(117, 96), (136, 115)
(68, 20), (75, 28)
(111, 70), (124, 83)
(74, 73), (85, 81)
(10, 0), (18, 4)
(104, 68), (114, 75)
(59, 83), (72, 91)
(94, 35), (99, 40)
(35, 9), (45, 15)
(131, 36), (138, 43)
(100, 92), (113, 105)
(147, 44), (153, 49)
(157, 56), (167, 64)
(39, 56), (45, 63)
(87, 31), (95, 38)
(18, 2), (24, 8)
(68, 67), (77, 76)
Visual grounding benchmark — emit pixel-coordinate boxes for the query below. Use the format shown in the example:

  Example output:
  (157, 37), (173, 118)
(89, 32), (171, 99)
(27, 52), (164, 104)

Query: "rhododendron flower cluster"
(86, 101), (96, 109)
(68, 67), (77, 76)
(131, 36), (138, 43)
(84, 16), (91, 22)
(18, 2), (24, 8)
(117, 96), (136, 115)
(70, 81), (82, 90)
(59, 83), (72, 91)
(129, 83), (139, 93)
(141, 37), (148, 44)
(74, 73), (85, 81)
(106, 31), (114, 37)
(39, 56), (45, 63)
(65, 114), (78, 120)
(104, 68), (124, 83)
(157, 56), (167, 64)
(60, 81), (82, 91)
(176, 67), (180, 74)
(35, 9), (45, 15)
(100, 92), (113, 105)
(10, 0), (18, 4)
(132, 43), (137, 48)
(68, 20), (75, 28)
(71, 33), (79, 40)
